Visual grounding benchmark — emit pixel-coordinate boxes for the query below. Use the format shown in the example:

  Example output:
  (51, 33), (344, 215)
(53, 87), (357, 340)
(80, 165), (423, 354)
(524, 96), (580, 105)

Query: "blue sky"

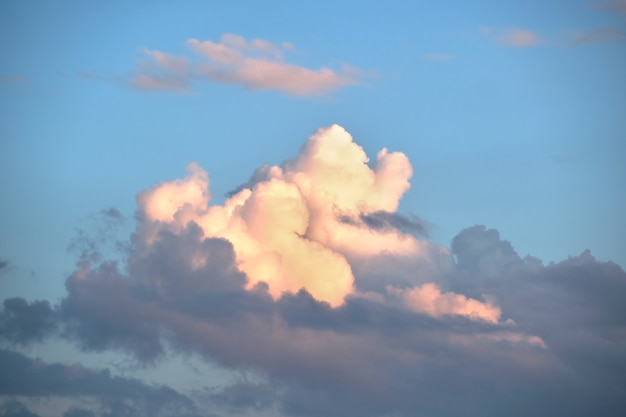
(1, 1), (625, 417)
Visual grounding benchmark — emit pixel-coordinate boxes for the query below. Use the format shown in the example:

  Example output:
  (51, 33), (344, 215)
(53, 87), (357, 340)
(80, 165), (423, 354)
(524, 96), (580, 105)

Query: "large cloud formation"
(1, 125), (625, 417)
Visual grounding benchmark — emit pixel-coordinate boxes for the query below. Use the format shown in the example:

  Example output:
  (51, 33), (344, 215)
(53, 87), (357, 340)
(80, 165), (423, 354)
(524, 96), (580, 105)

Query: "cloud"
(387, 283), (502, 323)
(0, 400), (40, 417)
(0, 298), (57, 345)
(131, 34), (365, 96)
(0, 348), (200, 417)
(0, 74), (26, 84)
(570, 27), (626, 45)
(480, 27), (542, 47)
(498, 29), (542, 46)
(3, 125), (626, 416)
(136, 125), (424, 307)
(421, 53), (455, 62)
(593, 0), (626, 14)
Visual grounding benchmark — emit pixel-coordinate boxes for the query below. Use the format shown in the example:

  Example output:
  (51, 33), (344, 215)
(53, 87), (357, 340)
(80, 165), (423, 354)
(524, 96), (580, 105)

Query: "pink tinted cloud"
(138, 125), (424, 306)
(498, 29), (542, 47)
(131, 34), (364, 96)
(388, 283), (502, 323)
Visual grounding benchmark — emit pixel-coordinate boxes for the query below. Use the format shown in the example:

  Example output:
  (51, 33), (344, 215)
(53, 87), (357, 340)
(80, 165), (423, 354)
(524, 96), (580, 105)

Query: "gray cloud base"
(2, 220), (624, 416)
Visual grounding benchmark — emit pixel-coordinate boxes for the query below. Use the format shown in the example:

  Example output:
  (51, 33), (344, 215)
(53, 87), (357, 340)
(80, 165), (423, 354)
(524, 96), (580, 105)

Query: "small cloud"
(592, 0), (626, 14)
(570, 27), (626, 45)
(130, 34), (366, 96)
(498, 29), (542, 47)
(131, 73), (188, 92)
(0, 74), (26, 83)
(480, 27), (542, 47)
(422, 53), (455, 62)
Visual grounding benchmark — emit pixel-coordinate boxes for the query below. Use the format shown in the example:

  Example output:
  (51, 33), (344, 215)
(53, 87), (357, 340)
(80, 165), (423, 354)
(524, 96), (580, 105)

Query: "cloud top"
(138, 125), (436, 307)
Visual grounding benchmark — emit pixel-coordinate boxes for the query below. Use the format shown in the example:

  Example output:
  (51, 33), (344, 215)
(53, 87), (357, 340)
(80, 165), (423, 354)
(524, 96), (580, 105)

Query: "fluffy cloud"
(131, 34), (364, 96)
(137, 125), (429, 307)
(2, 126), (625, 417)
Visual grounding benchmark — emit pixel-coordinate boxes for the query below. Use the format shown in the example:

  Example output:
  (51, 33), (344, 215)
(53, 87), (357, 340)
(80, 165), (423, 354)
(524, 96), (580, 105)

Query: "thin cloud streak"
(593, 0), (626, 14)
(499, 29), (542, 47)
(570, 27), (626, 45)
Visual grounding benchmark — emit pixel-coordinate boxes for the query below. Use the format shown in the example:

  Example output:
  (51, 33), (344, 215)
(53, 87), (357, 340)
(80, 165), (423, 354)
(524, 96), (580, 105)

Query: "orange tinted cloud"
(138, 125), (434, 307)
(388, 283), (502, 323)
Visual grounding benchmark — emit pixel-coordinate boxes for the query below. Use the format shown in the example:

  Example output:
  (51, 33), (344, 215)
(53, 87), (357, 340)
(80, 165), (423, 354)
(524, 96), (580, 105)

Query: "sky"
(0, 1), (625, 416)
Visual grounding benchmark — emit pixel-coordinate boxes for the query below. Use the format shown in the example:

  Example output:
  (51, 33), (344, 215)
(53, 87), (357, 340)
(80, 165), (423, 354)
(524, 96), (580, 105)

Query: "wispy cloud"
(570, 27), (626, 45)
(480, 27), (542, 47)
(592, 0), (626, 14)
(499, 29), (542, 47)
(131, 34), (366, 96)
(421, 53), (455, 62)
(0, 74), (26, 83)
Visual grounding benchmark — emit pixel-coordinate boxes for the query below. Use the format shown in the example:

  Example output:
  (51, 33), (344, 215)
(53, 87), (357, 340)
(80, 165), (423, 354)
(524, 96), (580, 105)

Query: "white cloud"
(138, 125), (432, 307)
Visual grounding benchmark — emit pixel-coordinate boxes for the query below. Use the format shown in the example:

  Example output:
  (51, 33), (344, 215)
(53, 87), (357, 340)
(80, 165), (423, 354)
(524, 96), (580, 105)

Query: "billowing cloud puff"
(387, 283), (501, 323)
(138, 125), (441, 307)
(131, 34), (364, 96)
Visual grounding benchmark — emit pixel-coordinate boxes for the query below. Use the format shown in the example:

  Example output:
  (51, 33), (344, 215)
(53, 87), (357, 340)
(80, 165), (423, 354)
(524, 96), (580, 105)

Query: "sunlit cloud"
(138, 125), (429, 306)
(131, 34), (365, 96)
(387, 283), (502, 323)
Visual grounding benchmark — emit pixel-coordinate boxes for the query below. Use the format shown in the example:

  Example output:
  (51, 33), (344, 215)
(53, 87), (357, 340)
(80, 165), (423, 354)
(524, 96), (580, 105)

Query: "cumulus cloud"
(2, 126), (626, 416)
(131, 34), (364, 96)
(137, 125), (427, 307)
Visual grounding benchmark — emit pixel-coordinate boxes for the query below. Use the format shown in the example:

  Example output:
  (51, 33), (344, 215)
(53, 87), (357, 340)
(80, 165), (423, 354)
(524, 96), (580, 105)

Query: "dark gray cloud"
(0, 298), (57, 345)
(0, 348), (200, 417)
(0, 259), (8, 272)
(3, 216), (626, 416)
(48, 216), (626, 416)
(225, 163), (277, 197)
(337, 210), (429, 237)
(0, 400), (41, 417)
